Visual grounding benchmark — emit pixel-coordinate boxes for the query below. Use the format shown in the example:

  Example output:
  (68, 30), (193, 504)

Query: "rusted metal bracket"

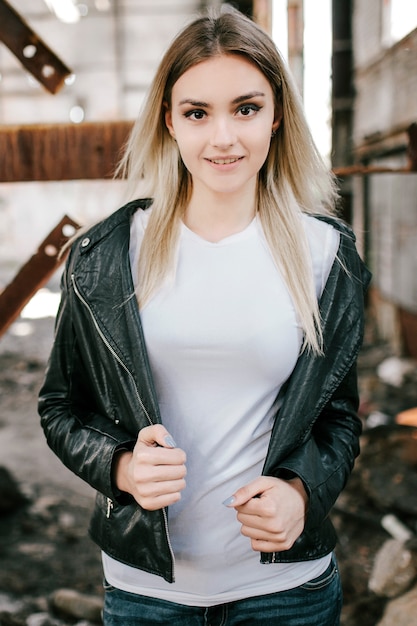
(0, 0), (72, 94)
(0, 215), (80, 338)
(334, 122), (417, 176)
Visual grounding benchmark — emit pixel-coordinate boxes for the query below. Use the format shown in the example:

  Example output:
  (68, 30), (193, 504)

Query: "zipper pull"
(106, 497), (113, 518)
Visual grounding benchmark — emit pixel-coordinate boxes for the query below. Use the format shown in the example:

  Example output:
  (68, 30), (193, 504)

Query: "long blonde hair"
(117, 5), (339, 354)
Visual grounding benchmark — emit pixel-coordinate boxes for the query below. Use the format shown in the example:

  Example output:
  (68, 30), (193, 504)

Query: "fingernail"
(222, 496), (236, 507)
(164, 435), (177, 448)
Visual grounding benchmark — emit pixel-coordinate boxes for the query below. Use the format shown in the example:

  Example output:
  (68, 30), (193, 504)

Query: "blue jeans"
(103, 556), (342, 625)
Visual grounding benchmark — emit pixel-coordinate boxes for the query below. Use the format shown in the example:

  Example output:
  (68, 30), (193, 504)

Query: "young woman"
(39, 6), (370, 625)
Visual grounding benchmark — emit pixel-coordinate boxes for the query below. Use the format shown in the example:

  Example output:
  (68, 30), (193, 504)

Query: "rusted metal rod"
(0, 215), (80, 338)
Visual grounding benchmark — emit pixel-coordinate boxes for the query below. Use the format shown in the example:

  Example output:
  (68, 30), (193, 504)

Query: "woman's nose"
(210, 118), (236, 148)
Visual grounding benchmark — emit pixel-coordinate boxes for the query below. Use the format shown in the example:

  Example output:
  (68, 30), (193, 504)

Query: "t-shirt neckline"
(180, 216), (258, 247)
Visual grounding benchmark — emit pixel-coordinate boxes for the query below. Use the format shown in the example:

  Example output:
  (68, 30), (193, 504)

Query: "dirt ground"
(0, 294), (416, 625)
(0, 307), (104, 613)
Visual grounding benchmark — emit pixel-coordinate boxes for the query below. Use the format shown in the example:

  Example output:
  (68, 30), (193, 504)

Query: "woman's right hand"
(112, 424), (187, 510)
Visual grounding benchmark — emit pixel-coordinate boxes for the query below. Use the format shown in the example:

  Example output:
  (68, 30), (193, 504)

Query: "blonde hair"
(117, 5), (339, 354)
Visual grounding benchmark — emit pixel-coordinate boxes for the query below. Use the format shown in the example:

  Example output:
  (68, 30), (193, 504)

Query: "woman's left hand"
(224, 476), (309, 553)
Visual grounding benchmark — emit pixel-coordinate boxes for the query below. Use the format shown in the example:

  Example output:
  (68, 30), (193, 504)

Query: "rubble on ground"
(334, 343), (417, 626)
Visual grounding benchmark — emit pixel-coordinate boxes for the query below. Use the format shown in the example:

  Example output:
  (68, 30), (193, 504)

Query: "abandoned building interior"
(0, 1), (417, 625)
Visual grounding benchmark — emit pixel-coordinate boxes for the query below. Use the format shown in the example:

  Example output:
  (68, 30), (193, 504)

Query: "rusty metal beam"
(0, 0), (72, 94)
(333, 165), (411, 176)
(0, 121), (133, 182)
(0, 215), (80, 338)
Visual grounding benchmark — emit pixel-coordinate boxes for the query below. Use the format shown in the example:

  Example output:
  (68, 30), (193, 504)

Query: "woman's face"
(165, 54), (281, 199)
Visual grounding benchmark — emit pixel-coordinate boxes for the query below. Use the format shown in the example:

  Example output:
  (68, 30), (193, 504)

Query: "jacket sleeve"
(274, 360), (362, 530)
(38, 257), (136, 502)
(263, 228), (371, 532)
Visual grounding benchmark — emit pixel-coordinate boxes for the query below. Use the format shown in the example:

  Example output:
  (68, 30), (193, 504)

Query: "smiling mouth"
(207, 157), (243, 165)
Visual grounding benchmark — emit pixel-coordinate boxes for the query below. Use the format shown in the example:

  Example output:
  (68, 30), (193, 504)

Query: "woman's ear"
(164, 102), (175, 139)
(272, 103), (283, 133)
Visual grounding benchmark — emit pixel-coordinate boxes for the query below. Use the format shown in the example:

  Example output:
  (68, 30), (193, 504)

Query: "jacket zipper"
(106, 497), (113, 518)
(71, 274), (176, 581)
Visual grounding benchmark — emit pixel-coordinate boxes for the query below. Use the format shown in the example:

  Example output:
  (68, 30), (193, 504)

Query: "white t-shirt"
(103, 209), (340, 607)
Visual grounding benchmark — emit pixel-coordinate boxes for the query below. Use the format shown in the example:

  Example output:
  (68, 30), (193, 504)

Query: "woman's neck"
(184, 189), (257, 243)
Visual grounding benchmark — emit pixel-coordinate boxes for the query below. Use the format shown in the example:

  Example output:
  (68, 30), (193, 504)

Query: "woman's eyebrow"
(178, 99), (210, 107)
(232, 91), (266, 104)
(178, 91), (266, 108)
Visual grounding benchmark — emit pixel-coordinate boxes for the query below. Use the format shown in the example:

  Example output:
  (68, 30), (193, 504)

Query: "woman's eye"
(238, 104), (261, 116)
(184, 109), (206, 120)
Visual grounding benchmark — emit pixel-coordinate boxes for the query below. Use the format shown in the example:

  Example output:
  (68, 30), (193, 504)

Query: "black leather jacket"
(38, 199), (371, 583)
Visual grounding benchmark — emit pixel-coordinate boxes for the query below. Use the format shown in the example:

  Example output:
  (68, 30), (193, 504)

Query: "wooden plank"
(0, 0), (72, 94)
(0, 215), (80, 337)
(0, 121), (133, 182)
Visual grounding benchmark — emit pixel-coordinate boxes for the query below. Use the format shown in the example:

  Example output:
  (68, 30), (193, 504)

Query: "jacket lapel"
(73, 202), (162, 428)
(262, 226), (370, 474)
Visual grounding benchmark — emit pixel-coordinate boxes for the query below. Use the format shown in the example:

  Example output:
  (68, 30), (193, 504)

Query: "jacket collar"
(77, 198), (152, 256)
